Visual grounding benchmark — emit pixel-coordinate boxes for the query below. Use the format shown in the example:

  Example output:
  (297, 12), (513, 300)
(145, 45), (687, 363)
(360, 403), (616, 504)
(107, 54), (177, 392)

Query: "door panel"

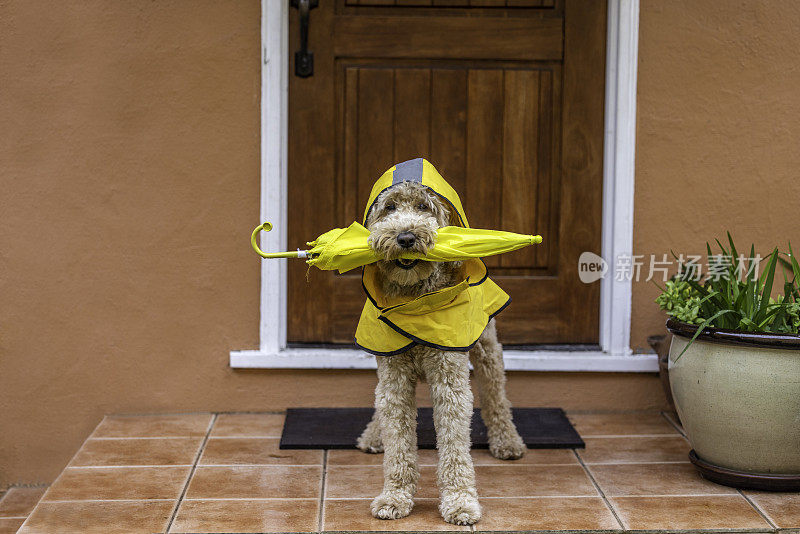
(336, 62), (559, 273)
(288, 0), (605, 345)
(333, 16), (563, 60)
(348, 0), (555, 6)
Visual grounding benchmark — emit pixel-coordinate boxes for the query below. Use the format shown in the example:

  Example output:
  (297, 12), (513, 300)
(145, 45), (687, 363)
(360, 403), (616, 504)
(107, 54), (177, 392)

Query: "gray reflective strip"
(392, 158), (423, 184)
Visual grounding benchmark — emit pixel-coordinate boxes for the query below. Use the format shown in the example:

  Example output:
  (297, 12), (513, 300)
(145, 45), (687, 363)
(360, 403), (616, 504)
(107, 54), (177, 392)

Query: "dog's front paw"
(489, 430), (526, 460)
(371, 491), (413, 520)
(440, 491), (481, 525)
(356, 431), (384, 454)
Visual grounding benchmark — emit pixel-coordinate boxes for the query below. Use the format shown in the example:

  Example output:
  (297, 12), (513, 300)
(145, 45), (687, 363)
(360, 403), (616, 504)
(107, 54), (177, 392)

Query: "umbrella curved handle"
(251, 222), (306, 259)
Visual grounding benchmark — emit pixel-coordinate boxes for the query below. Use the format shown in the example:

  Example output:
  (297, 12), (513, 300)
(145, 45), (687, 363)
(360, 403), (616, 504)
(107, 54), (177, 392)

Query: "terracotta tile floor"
(0, 487), (47, 534)
(7, 411), (799, 533)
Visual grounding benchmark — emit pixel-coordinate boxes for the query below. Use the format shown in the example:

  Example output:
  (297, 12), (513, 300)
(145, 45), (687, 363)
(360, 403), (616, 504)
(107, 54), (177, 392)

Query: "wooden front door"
(287, 0), (605, 345)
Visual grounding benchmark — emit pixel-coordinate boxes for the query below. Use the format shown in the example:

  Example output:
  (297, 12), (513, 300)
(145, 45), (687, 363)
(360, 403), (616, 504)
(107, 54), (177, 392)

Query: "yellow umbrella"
(251, 221), (542, 274)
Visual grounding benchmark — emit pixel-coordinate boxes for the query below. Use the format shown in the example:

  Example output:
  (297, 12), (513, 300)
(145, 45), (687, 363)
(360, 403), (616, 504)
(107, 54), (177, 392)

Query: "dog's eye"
(417, 203), (428, 211)
(385, 204), (396, 212)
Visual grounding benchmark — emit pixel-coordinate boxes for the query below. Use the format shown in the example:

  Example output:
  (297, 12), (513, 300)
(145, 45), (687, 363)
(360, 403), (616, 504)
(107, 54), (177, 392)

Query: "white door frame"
(230, 0), (655, 372)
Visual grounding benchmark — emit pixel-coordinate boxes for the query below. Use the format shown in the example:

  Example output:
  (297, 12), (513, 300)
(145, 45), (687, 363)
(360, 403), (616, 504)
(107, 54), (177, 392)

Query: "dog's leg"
(357, 387), (383, 453)
(371, 354), (418, 520)
(422, 351), (481, 525)
(470, 320), (526, 460)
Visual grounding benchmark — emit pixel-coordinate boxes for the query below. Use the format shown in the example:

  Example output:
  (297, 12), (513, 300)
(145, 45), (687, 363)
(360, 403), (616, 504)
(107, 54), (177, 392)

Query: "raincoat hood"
(355, 158), (511, 356)
(363, 158), (469, 227)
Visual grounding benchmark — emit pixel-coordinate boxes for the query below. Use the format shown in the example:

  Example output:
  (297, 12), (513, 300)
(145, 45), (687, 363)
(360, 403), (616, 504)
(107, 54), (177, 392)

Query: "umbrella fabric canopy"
(251, 221), (542, 274)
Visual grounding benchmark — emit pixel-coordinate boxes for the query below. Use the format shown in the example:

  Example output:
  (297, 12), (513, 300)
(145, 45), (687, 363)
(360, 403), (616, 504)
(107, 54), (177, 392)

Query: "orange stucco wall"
(631, 0), (800, 351)
(4, 0), (797, 488)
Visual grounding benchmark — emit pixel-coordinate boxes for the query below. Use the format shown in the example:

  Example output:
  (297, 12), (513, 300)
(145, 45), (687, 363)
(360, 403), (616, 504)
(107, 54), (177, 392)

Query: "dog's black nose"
(396, 232), (416, 249)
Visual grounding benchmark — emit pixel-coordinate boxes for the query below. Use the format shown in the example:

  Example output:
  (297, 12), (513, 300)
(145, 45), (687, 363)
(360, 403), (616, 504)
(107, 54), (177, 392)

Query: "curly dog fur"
(357, 182), (526, 525)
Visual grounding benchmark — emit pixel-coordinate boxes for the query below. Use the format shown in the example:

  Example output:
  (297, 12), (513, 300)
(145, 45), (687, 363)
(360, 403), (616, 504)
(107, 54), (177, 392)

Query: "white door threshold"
(229, 348), (658, 372)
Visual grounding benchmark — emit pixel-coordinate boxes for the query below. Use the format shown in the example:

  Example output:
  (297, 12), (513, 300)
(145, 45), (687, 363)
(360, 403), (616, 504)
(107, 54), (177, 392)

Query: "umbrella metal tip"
(533, 235), (543, 244)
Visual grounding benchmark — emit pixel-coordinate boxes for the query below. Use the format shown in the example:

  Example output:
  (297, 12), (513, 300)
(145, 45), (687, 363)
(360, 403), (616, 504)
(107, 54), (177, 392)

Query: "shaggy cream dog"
(356, 181), (525, 525)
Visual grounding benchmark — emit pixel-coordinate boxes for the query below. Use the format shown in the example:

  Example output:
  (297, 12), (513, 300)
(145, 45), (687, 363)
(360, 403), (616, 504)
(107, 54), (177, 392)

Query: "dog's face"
(366, 181), (454, 287)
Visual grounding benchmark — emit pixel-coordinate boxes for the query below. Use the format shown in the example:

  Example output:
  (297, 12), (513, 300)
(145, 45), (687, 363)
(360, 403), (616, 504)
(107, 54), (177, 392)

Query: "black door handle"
(291, 0), (318, 78)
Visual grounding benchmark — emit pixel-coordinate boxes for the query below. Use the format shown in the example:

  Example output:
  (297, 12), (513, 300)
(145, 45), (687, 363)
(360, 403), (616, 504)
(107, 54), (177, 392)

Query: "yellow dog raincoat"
(354, 158), (512, 356)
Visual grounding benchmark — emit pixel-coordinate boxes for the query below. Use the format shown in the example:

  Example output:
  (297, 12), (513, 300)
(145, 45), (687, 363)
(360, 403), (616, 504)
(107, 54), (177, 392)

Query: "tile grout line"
(323, 495), (605, 500)
(85, 414), (109, 440)
(164, 413), (217, 534)
(16, 417), (107, 532)
(326, 462), (583, 468)
(179, 497), (324, 501)
(213, 410), (287, 415)
(582, 435), (690, 441)
(63, 465), (195, 469)
(322, 492), (760, 500)
(572, 449), (626, 531)
(205, 436), (283, 440)
(581, 460), (692, 465)
(660, 411), (687, 438)
(661, 411), (779, 532)
(739, 490), (778, 531)
(581, 438), (686, 440)
(194, 463), (324, 468)
(314, 497), (444, 501)
(194, 435), (282, 439)
(31, 499), (176, 503)
(585, 493), (748, 499)
(87, 436), (214, 441)
(95, 411), (219, 418)
(317, 450), (328, 533)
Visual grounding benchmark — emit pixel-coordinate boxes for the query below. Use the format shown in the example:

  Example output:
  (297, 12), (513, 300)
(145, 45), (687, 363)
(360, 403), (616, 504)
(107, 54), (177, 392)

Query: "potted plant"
(655, 234), (800, 490)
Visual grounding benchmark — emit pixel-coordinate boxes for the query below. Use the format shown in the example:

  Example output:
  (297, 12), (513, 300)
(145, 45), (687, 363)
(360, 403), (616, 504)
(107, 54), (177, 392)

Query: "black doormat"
(280, 407), (583, 449)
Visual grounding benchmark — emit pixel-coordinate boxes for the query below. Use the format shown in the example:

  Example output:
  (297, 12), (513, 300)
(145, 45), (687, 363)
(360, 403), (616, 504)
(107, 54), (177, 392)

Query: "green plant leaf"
(727, 231), (738, 262)
(673, 309), (736, 362)
(756, 248), (779, 323)
(655, 236), (799, 336)
(789, 242), (800, 286)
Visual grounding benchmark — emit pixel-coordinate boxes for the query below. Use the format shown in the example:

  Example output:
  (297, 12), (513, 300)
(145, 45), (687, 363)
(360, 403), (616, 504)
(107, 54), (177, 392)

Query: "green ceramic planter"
(667, 319), (800, 488)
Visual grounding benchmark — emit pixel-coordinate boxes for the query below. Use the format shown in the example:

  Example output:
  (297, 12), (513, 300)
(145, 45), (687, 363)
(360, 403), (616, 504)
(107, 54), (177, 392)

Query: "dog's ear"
(365, 207), (377, 228)
(428, 193), (452, 227)
(436, 198), (462, 227)
(365, 191), (387, 228)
